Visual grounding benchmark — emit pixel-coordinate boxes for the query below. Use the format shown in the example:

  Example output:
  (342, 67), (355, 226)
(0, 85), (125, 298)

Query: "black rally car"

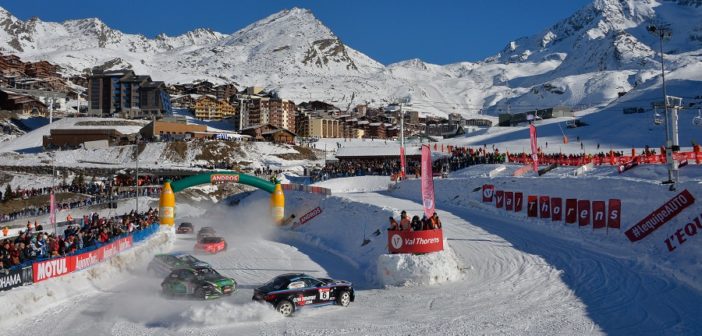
(252, 273), (354, 317)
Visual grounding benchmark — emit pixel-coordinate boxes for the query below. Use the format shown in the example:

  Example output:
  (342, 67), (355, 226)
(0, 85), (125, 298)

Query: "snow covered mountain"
(0, 1), (700, 117)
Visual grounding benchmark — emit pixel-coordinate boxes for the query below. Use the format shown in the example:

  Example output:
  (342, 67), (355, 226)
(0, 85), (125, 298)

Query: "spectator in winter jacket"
(388, 217), (399, 231)
(430, 213), (442, 229)
(399, 211), (411, 231)
(411, 216), (422, 231)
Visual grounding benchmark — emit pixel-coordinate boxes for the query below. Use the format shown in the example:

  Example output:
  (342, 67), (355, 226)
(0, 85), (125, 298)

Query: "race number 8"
(319, 289), (330, 300)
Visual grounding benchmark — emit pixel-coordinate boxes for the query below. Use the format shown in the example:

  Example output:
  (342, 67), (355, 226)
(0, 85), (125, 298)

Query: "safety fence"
(508, 150), (702, 167)
(0, 224), (160, 292)
(282, 183), (332, 196)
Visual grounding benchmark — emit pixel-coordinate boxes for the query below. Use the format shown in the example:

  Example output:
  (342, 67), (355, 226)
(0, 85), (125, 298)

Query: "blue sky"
(0, 0), (591, 65)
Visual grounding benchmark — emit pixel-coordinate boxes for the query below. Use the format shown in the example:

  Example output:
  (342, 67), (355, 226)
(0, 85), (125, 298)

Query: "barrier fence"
(0, 223), (160, 291)
(508, 151), (702, 167)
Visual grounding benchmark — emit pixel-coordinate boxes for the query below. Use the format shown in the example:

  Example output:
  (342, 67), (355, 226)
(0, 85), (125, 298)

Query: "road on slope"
(5, 191), (599, 336)
(383, 190), (702, 335)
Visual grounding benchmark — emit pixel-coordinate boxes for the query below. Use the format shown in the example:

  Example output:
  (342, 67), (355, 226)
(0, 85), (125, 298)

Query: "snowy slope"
(0, 1), (700, 119)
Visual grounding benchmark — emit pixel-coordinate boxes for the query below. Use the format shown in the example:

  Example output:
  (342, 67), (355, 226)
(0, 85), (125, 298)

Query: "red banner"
(33, 256), (76, 283)
(565, 199), (577, 224)
(514, 192), (523, 212)
(592, 201), (606, 229)
(388, 229), (444, 254)
(293, 207), (323, 229)
(539, 196), (551, 219)
(505, 192), (514, 211)
(421, 145), (436, 217)
(578, 200), (591, 226)
(625, 189), (695, 242)
(529, 124), (538, 172)
(551, 198), (562, 221)
(75, 249), (103, 271)
(527, 195), (538, 217)
(495, 190), (504, 208)
(608, 199), (621, 229)
(482, 184), (494, 203)
(49, 192), (56, 227)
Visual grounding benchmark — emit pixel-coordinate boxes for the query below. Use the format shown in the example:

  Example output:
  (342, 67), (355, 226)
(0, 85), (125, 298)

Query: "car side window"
(288, 280), (305, 289)
(181, 270), (195, 280)
(303, 278), (324, 287)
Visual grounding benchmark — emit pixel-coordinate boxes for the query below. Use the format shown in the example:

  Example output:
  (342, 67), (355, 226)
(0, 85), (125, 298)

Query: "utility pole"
(647, 24), (676, 186)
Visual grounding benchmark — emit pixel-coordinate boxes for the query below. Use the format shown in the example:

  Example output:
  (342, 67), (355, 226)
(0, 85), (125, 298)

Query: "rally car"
(194, 236), (227, 254)
(161, 266), (237, 300)
(176, 222), (194, 234)
(197, 227), (217, 241)
(252, 273), (354, 317)
(147, 252), (211, 276)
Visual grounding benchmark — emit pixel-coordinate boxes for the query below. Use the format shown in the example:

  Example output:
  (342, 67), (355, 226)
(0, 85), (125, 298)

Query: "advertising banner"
(551, 197), (562, 222)
(0, 265), (33, 292)
(578, 200), (591, 226)
(482, 184), (494, 203)
(539, 196), (551, 219)
(565, 199), (577, 224)
(421, 145), (436, 218)
(387, 229), (444, 254)
(527, 195), (538, 217)
(625, 189), (695, 242)
(505, 192), (514, 211)
(495, 190), (504, 208)
(608, 199), (621, 229)
(75, 249), (104, 271)
(514, 192), (523, 212)
(33, 256), (76, 283)
(292, 207), (323, 229)
(592, 201), (606, 229)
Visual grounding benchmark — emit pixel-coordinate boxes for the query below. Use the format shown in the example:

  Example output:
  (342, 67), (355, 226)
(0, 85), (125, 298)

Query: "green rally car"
(161, 266), (237, 300)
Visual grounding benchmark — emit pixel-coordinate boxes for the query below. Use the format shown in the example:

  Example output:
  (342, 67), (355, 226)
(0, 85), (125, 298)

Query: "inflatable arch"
(158, 172), (285, 226)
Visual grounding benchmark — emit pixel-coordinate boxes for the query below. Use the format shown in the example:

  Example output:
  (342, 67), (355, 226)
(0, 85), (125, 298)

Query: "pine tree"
(3, 184), (12, 202)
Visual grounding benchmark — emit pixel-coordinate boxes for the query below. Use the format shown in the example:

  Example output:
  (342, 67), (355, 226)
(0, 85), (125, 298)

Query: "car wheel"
(337, 291), (351, 307)
(276, 300), (295, 317)
(195, 288), (207, 300)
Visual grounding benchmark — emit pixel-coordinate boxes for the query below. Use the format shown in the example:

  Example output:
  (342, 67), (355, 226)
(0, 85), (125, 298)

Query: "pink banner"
(529, 124), (538, 172)
(421, 145), (436, 218)
(49, 192), (56, 226)
(400, 146), (406, 179)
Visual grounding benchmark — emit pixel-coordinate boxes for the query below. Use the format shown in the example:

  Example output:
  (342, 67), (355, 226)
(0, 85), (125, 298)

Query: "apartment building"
(87, 69), (171, 119)
(194, 95), (235, 120)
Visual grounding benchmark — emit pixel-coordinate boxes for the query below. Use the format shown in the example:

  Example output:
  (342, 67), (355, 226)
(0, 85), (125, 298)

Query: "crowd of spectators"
(388, 210), (442, 232)
(311, 159), (421, 182)
(0, 176), (172, 224)
(0, 208), (158, 270)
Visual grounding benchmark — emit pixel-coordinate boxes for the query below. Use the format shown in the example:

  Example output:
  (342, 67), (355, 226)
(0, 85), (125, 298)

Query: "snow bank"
(377, 246), (463, 286)
(313, 175), (393, 193)
(281, 179), (463, 289)
(391, 168), (702, 291)
(0, 228), (173, 328)
(172, 302), (282, 328)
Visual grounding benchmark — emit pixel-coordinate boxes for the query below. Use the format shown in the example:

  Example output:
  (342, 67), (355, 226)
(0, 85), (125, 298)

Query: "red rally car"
(194, 236), (228, 254)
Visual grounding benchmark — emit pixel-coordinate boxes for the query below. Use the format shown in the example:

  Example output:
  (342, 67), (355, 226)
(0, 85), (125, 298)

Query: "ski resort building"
(87, 69), (172, 119)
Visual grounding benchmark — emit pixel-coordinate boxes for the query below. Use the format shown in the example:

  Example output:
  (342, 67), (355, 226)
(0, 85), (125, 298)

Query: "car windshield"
(201, 237), (222, 243)
(195, 268), (221, 279)
(177, 255), (199, 263)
